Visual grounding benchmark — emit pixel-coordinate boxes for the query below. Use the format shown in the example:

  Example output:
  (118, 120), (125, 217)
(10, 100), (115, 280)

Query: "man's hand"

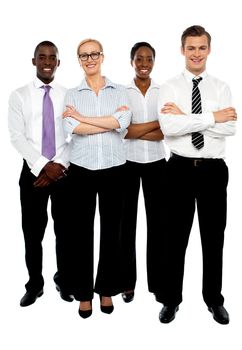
(160, 102), (185, 115)
(43, 162), (67, 181)
(33, 173), (52, 187)
(213, 107), (237, 123)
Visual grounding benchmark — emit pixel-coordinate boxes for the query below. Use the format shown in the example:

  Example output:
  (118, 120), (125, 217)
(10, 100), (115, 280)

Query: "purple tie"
(41, 85), (56, 159)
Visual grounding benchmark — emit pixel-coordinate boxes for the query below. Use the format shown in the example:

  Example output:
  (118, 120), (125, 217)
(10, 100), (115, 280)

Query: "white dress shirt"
(8, 77), (69, 176)
(158, 69), (236, 159)
(63, 77), (131, 170)
(124, 79), (166, 163)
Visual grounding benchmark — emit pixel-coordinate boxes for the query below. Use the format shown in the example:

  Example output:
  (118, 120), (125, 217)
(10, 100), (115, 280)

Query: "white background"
(1, 0), (241, 349)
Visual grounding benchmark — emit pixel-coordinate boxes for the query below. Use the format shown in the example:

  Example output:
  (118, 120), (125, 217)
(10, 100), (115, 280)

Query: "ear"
(32, 58), (36, 66)
(57, 59), (60, 67)
(180, 46), (185, 56)
(130, 59), (134, 67)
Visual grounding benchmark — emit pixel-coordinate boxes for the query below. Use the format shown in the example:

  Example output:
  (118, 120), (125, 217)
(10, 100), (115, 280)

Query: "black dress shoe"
(20, 289), (44, 307)
(121, 291), (134, 303)
(56, 285), (74, 302)
(159, 305), (179, 323)
(78, 302), (92, 319)
(100, 296), (114, 314)
(208, 305), (230, 324)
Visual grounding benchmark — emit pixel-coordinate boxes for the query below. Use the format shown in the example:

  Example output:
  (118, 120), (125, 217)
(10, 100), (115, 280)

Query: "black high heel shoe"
(78, 301), (92, 319)
(100, 296), (114, 314)
(121, 290), (134, 303)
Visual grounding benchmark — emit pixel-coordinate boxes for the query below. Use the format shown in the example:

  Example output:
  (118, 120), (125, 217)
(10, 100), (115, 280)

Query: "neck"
(86, 74), (105, 91)
(186, 67), (205, 76)
(134, 77), (151, 95)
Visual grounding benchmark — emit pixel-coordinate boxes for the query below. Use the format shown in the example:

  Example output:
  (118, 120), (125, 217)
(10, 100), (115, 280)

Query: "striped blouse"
(63, 77), (131, 170)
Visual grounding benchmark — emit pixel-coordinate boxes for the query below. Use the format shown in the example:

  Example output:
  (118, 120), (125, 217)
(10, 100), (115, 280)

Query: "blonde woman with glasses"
(62, 39), (131, 318)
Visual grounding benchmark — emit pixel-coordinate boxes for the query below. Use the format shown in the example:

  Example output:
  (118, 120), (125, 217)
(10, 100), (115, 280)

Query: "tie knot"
(42, 85), (51, 93)
(192, 77), (202, 87)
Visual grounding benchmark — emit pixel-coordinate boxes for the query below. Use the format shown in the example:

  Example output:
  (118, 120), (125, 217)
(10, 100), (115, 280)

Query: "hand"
(213, 107), (237, 123)
(116, 105), (129, 112)
(43, 162), (67, 181)
(160, 102), (185, 115)
(33, 173), (52, 187)
(63, 105), (84, 121)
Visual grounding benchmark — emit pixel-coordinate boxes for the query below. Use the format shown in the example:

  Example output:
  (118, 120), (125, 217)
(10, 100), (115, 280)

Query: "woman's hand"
(116, 105), (129, 112)
(63, 105), (84, 122)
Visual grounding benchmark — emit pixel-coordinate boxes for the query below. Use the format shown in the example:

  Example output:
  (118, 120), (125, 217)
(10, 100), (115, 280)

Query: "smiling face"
(32, 45), (60, 84)
(78, 40), (104, 77)
(181, 34), (210, 75)
(131, 46), (155, 80)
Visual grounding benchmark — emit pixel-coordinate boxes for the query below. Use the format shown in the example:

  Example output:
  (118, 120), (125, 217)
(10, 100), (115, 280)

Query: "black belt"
(170, 153), (223, 167)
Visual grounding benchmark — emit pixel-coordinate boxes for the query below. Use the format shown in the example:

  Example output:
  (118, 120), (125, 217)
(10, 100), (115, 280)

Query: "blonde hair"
(77, 38), (103, 56)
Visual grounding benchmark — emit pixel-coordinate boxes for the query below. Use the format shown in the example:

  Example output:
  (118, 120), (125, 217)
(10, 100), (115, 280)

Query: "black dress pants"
(120, 159), (167, 292)
(19, 161), (71, 293)
(155, 155), (228, 307)
(65, 163), (125, 301)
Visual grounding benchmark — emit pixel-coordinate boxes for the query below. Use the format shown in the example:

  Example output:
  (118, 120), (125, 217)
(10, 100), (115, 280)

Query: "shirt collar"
(126, 78), (160, 91)
(77, 76), (117, 91)
(33, 76), (57, 89)
(183, 68), (208, 82)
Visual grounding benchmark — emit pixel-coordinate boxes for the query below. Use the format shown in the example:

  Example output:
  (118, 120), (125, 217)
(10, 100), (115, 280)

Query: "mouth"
(191, 58), (203, 64)
(86, 63), (96, 68)
(42, 68), (53, 73)
(139, 69), (150, 74)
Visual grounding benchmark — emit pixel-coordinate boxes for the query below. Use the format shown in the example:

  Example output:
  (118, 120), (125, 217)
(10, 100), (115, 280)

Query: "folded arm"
(159, 102), (237, 137)
(63, 104), (131, 135)
(125, 120), (163, 140)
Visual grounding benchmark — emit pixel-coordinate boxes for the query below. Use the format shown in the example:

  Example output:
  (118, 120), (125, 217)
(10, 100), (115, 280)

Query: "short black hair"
(34, 41), (58, 58)
(130, 42), (156, 60)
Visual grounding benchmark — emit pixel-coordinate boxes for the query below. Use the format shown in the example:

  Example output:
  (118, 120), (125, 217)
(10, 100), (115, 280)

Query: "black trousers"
(120, 159), (167, 292)
(19, 161), (71, 293)
(65, 163), (125, 301)
(155, 154), (228, 307)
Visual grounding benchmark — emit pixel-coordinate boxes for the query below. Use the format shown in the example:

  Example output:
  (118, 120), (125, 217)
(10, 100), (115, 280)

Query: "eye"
(79, 54), (88, 61)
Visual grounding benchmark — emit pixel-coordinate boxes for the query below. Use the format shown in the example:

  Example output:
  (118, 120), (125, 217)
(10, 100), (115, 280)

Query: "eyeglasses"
(78, 52), (103, 61)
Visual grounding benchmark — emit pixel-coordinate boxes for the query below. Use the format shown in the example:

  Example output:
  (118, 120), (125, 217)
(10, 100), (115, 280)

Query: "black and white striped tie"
(191, 77), (204, 149)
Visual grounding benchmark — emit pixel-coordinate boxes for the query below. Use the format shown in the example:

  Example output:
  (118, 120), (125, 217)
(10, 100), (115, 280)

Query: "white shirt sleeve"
(157, 84), (215, 136)
(203, 84), (236, 137)
(8, 90), (49, 176)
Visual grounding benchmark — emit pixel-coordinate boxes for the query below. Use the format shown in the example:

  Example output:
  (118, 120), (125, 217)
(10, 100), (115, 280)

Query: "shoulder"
(65, 86), (80, 96)
(165, 74), (183, 86)
(9, 81), (33, 102)
(205, 74), (230, 89)
(105, 77), (126, 91)
(53, 81), (67, 92)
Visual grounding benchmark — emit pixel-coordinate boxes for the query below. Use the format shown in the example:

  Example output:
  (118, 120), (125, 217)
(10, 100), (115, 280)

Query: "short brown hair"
(181, 25), (211, 48)
(77, 38), (103, 56)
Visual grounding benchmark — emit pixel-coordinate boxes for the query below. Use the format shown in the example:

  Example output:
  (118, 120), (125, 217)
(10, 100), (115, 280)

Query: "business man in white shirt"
(8, 41), (73, 306)
(156, 25), (237, 324)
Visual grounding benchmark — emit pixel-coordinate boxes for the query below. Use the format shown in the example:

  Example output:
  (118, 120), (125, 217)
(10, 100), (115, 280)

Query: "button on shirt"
(63, 77), (131, 170)
(8, 77), (69, 176)
(158, 69), (236, 159)
(125, 79), (166, 163)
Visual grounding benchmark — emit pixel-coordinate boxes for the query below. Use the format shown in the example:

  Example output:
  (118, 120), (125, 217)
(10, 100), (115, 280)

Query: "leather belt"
(170, 153), (223, 167)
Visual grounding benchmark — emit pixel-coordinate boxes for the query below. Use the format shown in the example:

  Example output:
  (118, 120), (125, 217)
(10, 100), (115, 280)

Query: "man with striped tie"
(155, 25), (237, 324)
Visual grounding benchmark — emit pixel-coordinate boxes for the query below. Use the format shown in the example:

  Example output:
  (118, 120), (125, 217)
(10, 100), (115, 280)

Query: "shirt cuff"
(31, 156), (50, 176)
(54, 158), (70, 169)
